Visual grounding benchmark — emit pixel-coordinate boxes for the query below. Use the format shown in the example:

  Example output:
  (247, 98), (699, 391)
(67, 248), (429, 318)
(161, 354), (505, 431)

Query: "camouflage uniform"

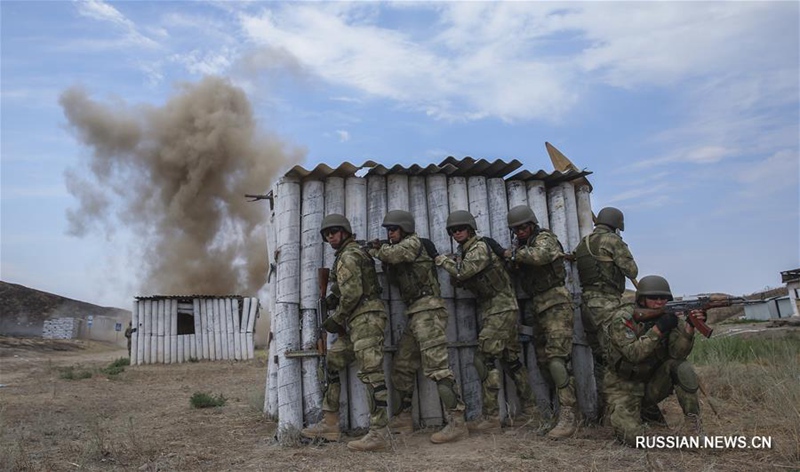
(513, 229), (577, 422)
(124, 323), (136, 356)
(604, 308), (699, 445)
(438, 235), (534, 420)
(575, 224), (638, 416)
(324, 236), (389, 431)
(371, 233), (467, 442)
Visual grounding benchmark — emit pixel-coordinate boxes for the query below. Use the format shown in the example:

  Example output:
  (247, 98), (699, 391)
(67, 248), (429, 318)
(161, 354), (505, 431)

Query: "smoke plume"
(60, 76), (304, 296)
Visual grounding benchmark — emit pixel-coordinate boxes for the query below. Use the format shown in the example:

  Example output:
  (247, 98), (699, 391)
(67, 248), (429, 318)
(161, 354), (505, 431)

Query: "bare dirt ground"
(1, 334), (797, 472)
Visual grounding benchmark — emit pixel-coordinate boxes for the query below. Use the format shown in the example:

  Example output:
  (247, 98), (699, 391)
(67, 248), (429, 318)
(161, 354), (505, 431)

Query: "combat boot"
(467, 414), (502, 433)
(388, 410), (414, 434)
(546, 406), (577, 439)
(682, 413), (703, 436)
(347, 427), (390, 452)
(300, 411), (341, 441)
(641, 403), (667, 426)
(430, 411), (469, 444)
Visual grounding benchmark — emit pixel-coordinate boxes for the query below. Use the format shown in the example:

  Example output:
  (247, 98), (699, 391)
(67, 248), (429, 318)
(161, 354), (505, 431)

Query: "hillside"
(0, 280), (129, 336)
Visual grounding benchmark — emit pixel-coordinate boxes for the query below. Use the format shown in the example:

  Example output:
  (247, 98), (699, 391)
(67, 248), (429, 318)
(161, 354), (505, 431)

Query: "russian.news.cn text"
(636, 435), (772, 449)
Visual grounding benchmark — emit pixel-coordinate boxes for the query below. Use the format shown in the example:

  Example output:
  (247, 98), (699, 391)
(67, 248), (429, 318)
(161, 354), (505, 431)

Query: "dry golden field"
(1, 325), (798, 472)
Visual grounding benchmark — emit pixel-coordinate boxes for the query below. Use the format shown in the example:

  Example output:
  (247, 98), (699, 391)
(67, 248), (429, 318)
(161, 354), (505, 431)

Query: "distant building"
(781, 268), (800, 317)
(743, 295), (795, 320)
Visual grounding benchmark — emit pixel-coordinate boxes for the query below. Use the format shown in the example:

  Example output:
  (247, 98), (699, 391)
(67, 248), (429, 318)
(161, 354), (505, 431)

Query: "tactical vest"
(518, 229), (567, 295)
(332, 240), (382, 301)
(458, 238), (512, 299)
(386, 236), (441, 305)
(608, 318), (669, 381)
(575, 232), (625, 294)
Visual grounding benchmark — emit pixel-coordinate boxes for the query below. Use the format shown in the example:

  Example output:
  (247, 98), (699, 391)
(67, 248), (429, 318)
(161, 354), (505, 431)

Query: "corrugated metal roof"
(134, 295), (246, 301)
(282, 157), (592, 184)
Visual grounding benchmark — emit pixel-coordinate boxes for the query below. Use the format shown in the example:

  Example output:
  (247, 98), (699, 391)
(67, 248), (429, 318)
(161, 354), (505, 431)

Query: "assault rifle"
(356, 239), (390, 251)
(317, 268), (331, 389)
(636, 295), (755, 338)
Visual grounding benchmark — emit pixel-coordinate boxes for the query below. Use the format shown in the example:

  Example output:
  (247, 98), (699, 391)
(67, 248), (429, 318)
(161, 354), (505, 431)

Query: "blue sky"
(2, 1), (798, 309)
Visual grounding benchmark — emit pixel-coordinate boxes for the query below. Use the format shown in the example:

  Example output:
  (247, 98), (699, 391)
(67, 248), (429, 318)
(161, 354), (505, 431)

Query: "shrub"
(59, 366), (93, 380)
(190, 392), (227, 409)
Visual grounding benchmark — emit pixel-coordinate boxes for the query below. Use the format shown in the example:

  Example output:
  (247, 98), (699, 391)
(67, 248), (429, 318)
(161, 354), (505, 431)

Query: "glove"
(322, 316), (344, 334)
(435, 255), (449, 266)
(655, 312), (679, 335)
(325, 293), (339, 310)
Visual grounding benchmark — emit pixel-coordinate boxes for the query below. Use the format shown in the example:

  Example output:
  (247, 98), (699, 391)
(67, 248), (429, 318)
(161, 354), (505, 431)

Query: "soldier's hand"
(562, 253), (576, 262)
(503, 248), (513, 259)
(368, 238), (383, 250)
(435, 255), (447, 266)
(325, 294), (339, 310)
(689, 309), (706, 323)
(654, 312), (679, 335)
(322, 316), (344, 334)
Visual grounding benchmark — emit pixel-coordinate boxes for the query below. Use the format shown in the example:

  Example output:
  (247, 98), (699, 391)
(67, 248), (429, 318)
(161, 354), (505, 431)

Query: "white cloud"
(335, 130), (350, 143)
(74, 0), (160, 49)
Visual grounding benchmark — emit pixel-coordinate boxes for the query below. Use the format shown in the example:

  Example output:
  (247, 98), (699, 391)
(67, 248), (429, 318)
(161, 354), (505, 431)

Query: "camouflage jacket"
(439, 235), (518, 315)
(371, 234), (444, 315)
(606, 308), (695, 381)
(512, 229), (571, 313)
(575, 225), (638, 296)
(330, 237), (385, 324)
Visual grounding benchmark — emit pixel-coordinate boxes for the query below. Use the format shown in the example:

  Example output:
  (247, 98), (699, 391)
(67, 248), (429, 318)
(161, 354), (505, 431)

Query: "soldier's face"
(386, 226), (402, 244)
(448, 226), (470, 244)
(511, 223), (533, 241)
(643, 296), (669, 309)
(324, 228), (346, 249)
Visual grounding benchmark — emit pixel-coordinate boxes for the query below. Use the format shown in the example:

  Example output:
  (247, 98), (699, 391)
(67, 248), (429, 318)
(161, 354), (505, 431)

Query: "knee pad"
(436, 378), (459, 410)
(392, 389), (412, 415)
(673, 361), (699, 393)
(507, 358), (524, 374)
(474, 354), (495, 382)
(370, 383), (388, 411)
(548, 359), (570, 390)
(486, 368), (502, 391)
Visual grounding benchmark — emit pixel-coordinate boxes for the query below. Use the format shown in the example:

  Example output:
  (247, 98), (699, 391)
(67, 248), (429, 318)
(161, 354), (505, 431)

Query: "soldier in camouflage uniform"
(504, 205), (577, 439)
(367, 210), (468, 444)
(435, 210), (534, 432)
(300, 214), (391, 452)
(574, 207), (638, 420)
(604, 275), (704, 446)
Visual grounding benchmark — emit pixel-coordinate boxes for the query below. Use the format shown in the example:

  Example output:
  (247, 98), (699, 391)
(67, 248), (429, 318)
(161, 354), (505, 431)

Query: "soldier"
(367, 210), (469, 444)
(300, 214), (391, 452)
(604, 275), (704, 445)
(504, 205), (577, 439)
(434, 210), (534, 432)
(574, 206), (638, 420)
(124, 322), (136, 357)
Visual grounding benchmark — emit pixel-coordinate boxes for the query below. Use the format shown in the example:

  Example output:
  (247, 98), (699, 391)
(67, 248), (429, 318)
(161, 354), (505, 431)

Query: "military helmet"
(446, 210), (477, 231)
(319, 213), (352, 239)
(596, 207), (625, 231)
(382, 210), (415, 233)
(636, 275), (674, 301)
(507, 205), (538, 228)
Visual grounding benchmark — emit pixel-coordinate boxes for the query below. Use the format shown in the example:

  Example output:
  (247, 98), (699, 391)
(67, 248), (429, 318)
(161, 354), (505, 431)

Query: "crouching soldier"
(605, 275), (704, 446)
(301, 214), (391, 452)
(368, 210), (468, 444)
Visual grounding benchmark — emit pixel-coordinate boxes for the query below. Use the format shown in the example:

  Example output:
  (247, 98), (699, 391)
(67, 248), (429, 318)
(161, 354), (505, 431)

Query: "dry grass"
(1, 334), (798, 471)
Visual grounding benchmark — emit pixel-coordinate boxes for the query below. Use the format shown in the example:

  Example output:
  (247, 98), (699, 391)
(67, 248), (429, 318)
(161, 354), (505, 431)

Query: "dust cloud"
(59, 76), (304, 297)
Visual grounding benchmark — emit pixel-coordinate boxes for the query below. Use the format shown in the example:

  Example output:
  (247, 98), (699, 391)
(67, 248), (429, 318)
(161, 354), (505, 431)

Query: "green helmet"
(596, 207), (625, 231)
(382, 210), (415, 233)
(446, 210), (477, 231)
(319, 213), (352, 239)
(507, 205), (538, 228)
(636, 275), (674, 301)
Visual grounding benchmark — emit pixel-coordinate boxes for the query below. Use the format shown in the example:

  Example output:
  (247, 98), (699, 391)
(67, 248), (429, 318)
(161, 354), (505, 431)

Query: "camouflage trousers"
(527, 301), (577, 409)
(581, 291), (627, 417)
(392, 306), (464, 412)
(477, 309), (534, 416)
(321, 310), (389, 429)
(605, 360), (701, 446)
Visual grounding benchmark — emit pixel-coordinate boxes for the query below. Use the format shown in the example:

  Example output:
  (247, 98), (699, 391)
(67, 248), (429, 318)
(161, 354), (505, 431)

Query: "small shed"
(264, 152), (602, 438)
(131, 295), (260, 365)
(744, 296), (795, 320)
